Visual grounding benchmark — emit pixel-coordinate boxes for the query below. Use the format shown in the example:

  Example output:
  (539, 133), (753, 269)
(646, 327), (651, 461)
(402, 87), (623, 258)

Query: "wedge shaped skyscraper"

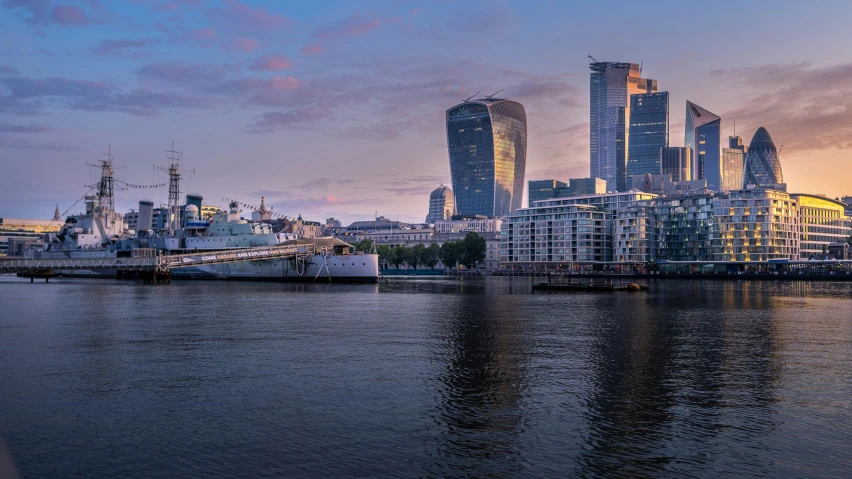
(743, 127), (784, 188)
(684, 101), (722, 190)
(446, 98), (527, 217)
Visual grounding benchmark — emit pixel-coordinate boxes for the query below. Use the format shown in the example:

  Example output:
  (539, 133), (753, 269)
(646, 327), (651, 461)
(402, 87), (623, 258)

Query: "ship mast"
(154, 142), (194, 236)
(87, 145), (117, 213)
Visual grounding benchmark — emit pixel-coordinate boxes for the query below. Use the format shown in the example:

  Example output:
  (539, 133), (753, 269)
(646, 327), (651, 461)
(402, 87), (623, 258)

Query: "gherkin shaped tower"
(742, 127), (784, 188)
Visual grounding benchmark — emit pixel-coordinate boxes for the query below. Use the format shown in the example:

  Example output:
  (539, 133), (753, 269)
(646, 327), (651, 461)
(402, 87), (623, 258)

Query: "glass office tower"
(743, 127), (784, 188)
(684, 101), (722, 189)
(447, 98), (527, 217)
(627, 91), (669, 180)
(590, 62), (657, 192)
(660, 147), (692, 181)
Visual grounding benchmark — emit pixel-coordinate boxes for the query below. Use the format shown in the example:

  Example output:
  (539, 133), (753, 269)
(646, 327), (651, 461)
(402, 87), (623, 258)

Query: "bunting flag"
(221, 196), (290, 221)
(116, 180), (167, 189)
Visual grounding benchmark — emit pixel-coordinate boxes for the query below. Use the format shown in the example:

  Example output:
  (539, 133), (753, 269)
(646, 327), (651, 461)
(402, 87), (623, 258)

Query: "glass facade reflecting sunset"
(447, 99), (527, 217)
(590, 62), (657, 192)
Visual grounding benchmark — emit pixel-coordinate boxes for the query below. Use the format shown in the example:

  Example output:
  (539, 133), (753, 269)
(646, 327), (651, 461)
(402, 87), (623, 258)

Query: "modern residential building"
(425, 185), (454, 223)
(743, 127), (784, 189)
(614, 203), (656, 262)
(660, 146), (692, 181)
(522, 191), (657, 262)
(684, 101), (722, 189)
(712, 188), (800, 261)
(790, 193), (852, 259)
(446, 97), (527, 217)
(614, 193), (718, 262)
(528, 179), (568, 207)
(653, 193), (718, 261)
(500, 204), (611, 264)
(627, 91), (669, 180)
(589, 61), (657, 192)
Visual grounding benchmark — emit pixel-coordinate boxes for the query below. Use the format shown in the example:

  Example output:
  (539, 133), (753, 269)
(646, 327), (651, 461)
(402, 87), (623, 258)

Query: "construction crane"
(587, 55), (598, 63)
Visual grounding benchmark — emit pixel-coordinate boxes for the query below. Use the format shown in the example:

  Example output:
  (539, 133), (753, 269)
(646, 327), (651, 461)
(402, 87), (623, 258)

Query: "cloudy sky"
(2, 0), (852, 224)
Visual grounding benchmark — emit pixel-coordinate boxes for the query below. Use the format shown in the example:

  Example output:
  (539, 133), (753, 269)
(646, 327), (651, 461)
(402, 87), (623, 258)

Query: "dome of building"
(743, 127), (784, 188)
(185, 204), (199, 214)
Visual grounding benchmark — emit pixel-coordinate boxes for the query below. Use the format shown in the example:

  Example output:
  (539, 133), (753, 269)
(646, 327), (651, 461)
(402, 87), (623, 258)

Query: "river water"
(1, 276), (850, 478)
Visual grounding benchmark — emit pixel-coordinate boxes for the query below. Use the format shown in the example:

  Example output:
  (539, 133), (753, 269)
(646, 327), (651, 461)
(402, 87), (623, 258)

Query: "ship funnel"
(138, 200), (154, 232)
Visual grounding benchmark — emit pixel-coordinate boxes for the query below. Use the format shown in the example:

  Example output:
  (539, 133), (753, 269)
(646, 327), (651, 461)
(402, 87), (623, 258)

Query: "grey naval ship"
(26, 147), (378, 282)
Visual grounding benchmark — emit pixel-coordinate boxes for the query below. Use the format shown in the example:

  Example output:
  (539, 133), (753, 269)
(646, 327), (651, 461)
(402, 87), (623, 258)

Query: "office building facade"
(528, 180), (568, 207)
(447, 98), (527, 217)
(589, 61), (657, 192)
(790, 194), (851, 259)
(627, 91), (669, 180)
(660, 147), (693, 181)
(425, 185), (454, 223)
(684, 101), (722, 189)
(743, 127), (784, 188)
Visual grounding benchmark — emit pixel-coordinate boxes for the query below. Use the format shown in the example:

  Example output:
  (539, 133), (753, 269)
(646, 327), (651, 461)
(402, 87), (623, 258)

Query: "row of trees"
(350, 232), (486, 270)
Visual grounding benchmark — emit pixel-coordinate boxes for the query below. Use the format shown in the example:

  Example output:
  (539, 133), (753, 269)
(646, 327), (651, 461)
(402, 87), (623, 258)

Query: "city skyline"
(2, 0), (852, 224)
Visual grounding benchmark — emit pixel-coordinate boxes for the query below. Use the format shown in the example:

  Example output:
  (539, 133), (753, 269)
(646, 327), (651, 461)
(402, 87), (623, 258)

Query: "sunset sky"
(2, 0), (852, 224)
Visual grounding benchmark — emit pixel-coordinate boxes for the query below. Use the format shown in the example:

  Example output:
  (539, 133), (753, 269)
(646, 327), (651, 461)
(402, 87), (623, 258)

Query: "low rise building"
(0, 217), (62, 256)
(790, 193), (852, 259)
(433, 217), (502, 234)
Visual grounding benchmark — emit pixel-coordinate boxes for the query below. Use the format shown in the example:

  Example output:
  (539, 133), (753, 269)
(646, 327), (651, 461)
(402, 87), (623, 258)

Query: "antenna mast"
(86, 144), (120, 214)
(154, 142), (194, 236)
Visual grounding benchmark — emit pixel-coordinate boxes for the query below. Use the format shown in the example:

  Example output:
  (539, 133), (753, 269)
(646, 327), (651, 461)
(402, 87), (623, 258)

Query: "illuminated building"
(446, 97), (527, 217)
(790, 193), (851, 259)
(425, 185), (454, 223)
(712, 188), (800, 261)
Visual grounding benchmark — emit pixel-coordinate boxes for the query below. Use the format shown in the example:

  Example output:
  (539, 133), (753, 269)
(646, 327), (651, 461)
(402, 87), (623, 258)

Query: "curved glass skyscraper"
(743, 127), (784, 188)
(684, 101), (721, 189)
(446, 98), (527, 217)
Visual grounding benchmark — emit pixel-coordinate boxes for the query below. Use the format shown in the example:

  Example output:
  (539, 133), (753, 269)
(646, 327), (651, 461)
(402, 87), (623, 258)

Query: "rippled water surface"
(1, 276), (851, 478)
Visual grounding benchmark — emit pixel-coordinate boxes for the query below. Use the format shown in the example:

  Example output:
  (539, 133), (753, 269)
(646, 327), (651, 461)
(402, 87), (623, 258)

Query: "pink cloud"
(50, 5), (90, 25)
(300, 44), (323, 56)
(268, 76), (300, 91)
(229, 36), (260, 53)
(249, 54), (292, 72)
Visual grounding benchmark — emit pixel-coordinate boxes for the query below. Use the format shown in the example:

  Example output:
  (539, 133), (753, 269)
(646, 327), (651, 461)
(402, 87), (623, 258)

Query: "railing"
(0, 244), (318, 275)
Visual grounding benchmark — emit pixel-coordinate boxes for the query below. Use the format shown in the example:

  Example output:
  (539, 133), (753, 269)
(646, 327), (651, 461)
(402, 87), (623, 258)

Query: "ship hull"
(55, 254), (380, 282)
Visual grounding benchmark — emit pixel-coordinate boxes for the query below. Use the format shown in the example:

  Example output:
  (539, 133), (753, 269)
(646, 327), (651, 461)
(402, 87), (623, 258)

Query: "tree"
(459, 232), (486, 269)
(376, 245), (392, 267)
(439, 241), (460, 270)
(424, 243), (441, 269)
(410, 244), (427, 269)
(351, 238), (373, 252)
(390, 245), (409, 269)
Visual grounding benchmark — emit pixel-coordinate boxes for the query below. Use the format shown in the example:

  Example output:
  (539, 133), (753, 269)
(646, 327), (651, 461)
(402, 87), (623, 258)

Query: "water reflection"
(577, 283), (782, 477)
(430, 292), (528, 477)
